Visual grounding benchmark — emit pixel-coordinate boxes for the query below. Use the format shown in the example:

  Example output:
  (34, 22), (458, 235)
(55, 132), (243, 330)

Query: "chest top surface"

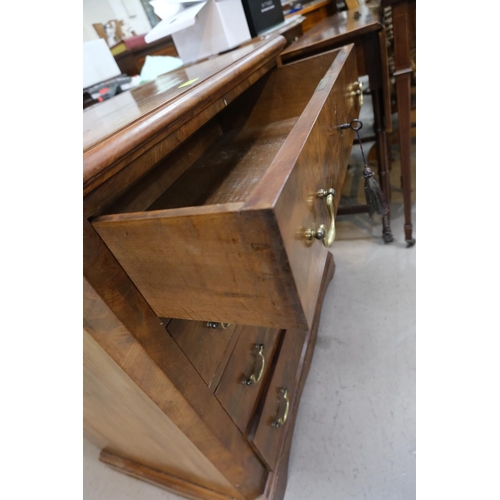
(84, 39), (275, 152)
(83, 36), (287, 197)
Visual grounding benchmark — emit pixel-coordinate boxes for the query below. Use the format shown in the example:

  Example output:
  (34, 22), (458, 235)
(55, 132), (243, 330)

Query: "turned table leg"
(392, 0), (415, 247)
(365, 32), (394, 243)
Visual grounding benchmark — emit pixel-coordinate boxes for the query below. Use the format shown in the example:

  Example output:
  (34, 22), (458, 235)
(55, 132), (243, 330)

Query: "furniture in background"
(279, 3), (395, 243)
(93, 19), (137, 48)
(84, 33), (362, 500)
(113, 35), (178, 77)
(381, 0), (415, 246)
(93, 18), (179, 77)
(284, 0), (336, 32)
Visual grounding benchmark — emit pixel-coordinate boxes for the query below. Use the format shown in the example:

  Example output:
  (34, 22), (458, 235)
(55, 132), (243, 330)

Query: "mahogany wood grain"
(83, 220), (267, 498)
(84, 330), (242, 498)
(167, 319), (238, 388)
(83, 36), (286, 197)
(215, 327), (281, 434)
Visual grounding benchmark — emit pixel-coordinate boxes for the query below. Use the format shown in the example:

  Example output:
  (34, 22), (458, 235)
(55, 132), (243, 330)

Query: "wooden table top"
(281, 5), (382, 60)
(285, 0), (331, 18)
(83, 39), (273, 152)
(83, 15), (305, 153)
(83, 35), (288, 196)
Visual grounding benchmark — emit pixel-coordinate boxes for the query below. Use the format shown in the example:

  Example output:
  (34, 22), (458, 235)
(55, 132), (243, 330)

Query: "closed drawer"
(214, 326), (281, 434)
(248, 329), (307, 470)
(92, 44), (359, 330)
(166, 319), (239, 389)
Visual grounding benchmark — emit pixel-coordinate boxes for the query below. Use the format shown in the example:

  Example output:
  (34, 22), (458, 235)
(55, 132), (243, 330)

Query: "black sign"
(241, 0), (285, 37)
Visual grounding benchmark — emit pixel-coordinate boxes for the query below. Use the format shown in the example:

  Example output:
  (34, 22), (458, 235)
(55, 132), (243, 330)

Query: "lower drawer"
(215, 326), (281, 434)
(166, 319), (239, 389)
(248, 329), (307, 470)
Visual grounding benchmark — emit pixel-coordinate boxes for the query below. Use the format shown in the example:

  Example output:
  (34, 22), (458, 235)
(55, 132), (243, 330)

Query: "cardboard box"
(240, 0), (284, 37)
(145, 0), (251, 65)
(83, 39), (122, 88)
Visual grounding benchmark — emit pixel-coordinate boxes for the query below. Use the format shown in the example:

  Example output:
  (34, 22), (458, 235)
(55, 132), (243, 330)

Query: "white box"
(83, 39), (121, 88)
(145, 0), (251, 65)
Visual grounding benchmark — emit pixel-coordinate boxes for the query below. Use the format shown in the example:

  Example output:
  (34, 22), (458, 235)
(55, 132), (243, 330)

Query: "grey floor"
(84, 94), (416, 500)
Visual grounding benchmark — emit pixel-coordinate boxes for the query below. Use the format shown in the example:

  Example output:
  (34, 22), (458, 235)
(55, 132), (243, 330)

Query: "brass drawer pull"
(206, 322), (231, 329)
(350, 80), (363, 106)
(243, 344), (265, 386)
(272, 388), (289, 428)
(305, 188), (336, 247)
(357, 80), (363, 106)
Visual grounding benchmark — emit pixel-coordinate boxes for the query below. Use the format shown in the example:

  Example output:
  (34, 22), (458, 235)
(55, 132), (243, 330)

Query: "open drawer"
(92, 44), (359, 330)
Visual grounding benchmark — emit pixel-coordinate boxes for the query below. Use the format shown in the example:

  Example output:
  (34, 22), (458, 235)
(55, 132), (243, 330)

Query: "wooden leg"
(371, 87), (394, 243)
(392, 1), (415, 247)
(394, 70), (415, 247)
(364, 31), (394, 244)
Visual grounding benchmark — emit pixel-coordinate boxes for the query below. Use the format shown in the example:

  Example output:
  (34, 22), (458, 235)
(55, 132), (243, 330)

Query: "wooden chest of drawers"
(84, 34), (359, 500)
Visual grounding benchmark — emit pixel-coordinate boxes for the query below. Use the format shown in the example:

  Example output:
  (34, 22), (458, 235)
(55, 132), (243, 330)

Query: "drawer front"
(270, 46), (360, 329)
(167, 319), (239, 389)
(215, 326), (281, 434)
(248, 329), (307, 470)
(92, 45), (358, 330)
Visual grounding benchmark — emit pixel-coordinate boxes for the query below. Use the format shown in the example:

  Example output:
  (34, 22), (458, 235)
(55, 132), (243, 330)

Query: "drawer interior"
(102, 49), (341, 216)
